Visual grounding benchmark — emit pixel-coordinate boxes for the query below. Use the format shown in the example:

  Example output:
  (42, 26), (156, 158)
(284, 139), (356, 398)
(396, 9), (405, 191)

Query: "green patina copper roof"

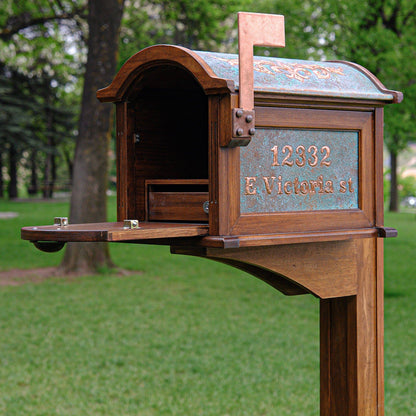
(195, 51), (395, 102)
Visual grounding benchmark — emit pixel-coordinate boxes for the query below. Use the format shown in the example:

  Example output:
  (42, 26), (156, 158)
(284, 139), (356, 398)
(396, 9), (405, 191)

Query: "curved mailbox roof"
(97, 45), (402, 103)
(195, 51), (399, 102)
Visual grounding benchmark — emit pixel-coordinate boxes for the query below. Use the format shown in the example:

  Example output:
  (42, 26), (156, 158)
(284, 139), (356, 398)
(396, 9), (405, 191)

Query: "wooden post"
(320, 238), (384, 416)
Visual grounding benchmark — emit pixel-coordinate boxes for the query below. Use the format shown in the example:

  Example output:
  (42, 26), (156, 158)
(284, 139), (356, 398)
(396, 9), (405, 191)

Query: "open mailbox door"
(21, 221), (209, 251)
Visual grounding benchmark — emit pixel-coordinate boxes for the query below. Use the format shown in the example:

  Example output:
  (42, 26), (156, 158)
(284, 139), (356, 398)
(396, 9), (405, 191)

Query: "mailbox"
(21, 17), (401, 249)
(21, 12), (402, 416)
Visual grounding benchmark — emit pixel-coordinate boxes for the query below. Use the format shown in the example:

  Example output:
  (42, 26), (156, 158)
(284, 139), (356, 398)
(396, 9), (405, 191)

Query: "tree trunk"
(63, 148), (74, 185)
(43, 137), (57, 199)
(51, 139), (57, 198)
(8, 145), (18, 199)
(389, 149), (399, 212)
(43, 89), (54, 199)
(28, 149), (38, 195)
(60, 0), (124, 274)
(0, 151), (3, 198)
(43, 149), (52, 198)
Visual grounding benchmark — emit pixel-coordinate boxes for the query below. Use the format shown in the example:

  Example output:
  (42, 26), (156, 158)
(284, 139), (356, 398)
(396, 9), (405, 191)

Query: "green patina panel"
(196, 51), (394, 102)
(240, 129), (359, 213)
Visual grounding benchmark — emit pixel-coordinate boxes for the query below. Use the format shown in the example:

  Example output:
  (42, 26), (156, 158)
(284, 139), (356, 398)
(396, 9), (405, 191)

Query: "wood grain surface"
(21, 222), (209, 242)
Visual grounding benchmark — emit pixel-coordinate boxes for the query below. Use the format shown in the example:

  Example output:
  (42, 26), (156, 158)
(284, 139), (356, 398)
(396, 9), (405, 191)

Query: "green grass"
(384, 212), (416, 415)
(0, 198), (415, 415)
(0, 198), (69, 270)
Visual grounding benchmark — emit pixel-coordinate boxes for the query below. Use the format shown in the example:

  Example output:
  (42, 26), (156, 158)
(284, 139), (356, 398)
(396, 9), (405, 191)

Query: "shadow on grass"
(384, 290), (406, 299)
(0, 266), (141, 287)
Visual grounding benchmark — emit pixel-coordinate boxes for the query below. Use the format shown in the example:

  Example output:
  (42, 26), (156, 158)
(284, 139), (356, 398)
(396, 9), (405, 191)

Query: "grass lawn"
(0, 197), (415, 415)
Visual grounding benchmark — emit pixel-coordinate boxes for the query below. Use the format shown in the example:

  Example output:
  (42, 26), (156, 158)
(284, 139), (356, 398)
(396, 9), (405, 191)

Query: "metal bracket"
(54, 217), (68, 226)
(225, 12), (285, 148)
(376, 226), (398, 238)
(229, 108), (256, 147)
(123, 219), (140, 229)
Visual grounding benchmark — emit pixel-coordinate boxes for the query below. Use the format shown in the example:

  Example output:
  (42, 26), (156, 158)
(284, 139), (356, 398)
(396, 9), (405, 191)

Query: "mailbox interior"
(119, 65), (210, 224)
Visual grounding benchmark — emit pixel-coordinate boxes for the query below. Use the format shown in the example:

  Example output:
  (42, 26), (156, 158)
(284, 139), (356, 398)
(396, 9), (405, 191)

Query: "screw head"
(246, 114), (253, 123)
(236, 109), (244, 118)
(249, 128), (256, 136)
(236, 128), (244, 136)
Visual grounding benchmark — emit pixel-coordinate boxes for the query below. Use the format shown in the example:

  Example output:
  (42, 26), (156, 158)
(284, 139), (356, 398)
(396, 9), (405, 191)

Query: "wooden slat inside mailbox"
(146, 179), (209, 222)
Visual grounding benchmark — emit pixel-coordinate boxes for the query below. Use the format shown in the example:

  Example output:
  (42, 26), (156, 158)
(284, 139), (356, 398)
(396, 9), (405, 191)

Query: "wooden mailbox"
(22, 12), (402, 416)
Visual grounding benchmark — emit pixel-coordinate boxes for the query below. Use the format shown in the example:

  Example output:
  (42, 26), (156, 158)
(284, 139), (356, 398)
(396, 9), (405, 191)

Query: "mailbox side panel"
(232, 106), (377, 235)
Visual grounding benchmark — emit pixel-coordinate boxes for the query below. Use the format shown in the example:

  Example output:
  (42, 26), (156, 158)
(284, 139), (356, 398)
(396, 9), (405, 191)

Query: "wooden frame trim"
(209, 94), (241, 236)
(254, 92), (389, 110)
(208, 95), (220, 235)
(374, 108), (385, 226)
(199, 227), (378, 248)
(116, 102), (136, 221)
(97, 45), (234, 102)
(328, 60), (403, 104)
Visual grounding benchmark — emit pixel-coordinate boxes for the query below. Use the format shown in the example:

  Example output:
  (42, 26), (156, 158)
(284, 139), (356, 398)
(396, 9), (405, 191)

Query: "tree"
(119, 0), (242, 64)
(0, 1), (86, 199)
(0, 63), (77, 199)
(59, 0), (125, 274)
(0, 66), (41, 198)
(2, 0), (124, 273)
(330, 0), (416, 211)
(0, 68), (30, 198)
(258, 0), (416, 211)
(2, 0), (243, 272)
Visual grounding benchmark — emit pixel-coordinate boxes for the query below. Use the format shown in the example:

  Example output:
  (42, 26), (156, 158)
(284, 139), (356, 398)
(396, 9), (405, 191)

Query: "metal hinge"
(228, 108), (256, 147)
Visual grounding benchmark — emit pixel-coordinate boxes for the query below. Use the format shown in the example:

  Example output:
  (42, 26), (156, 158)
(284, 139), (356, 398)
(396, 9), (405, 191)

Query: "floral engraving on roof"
(215, 57), (345, 82)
